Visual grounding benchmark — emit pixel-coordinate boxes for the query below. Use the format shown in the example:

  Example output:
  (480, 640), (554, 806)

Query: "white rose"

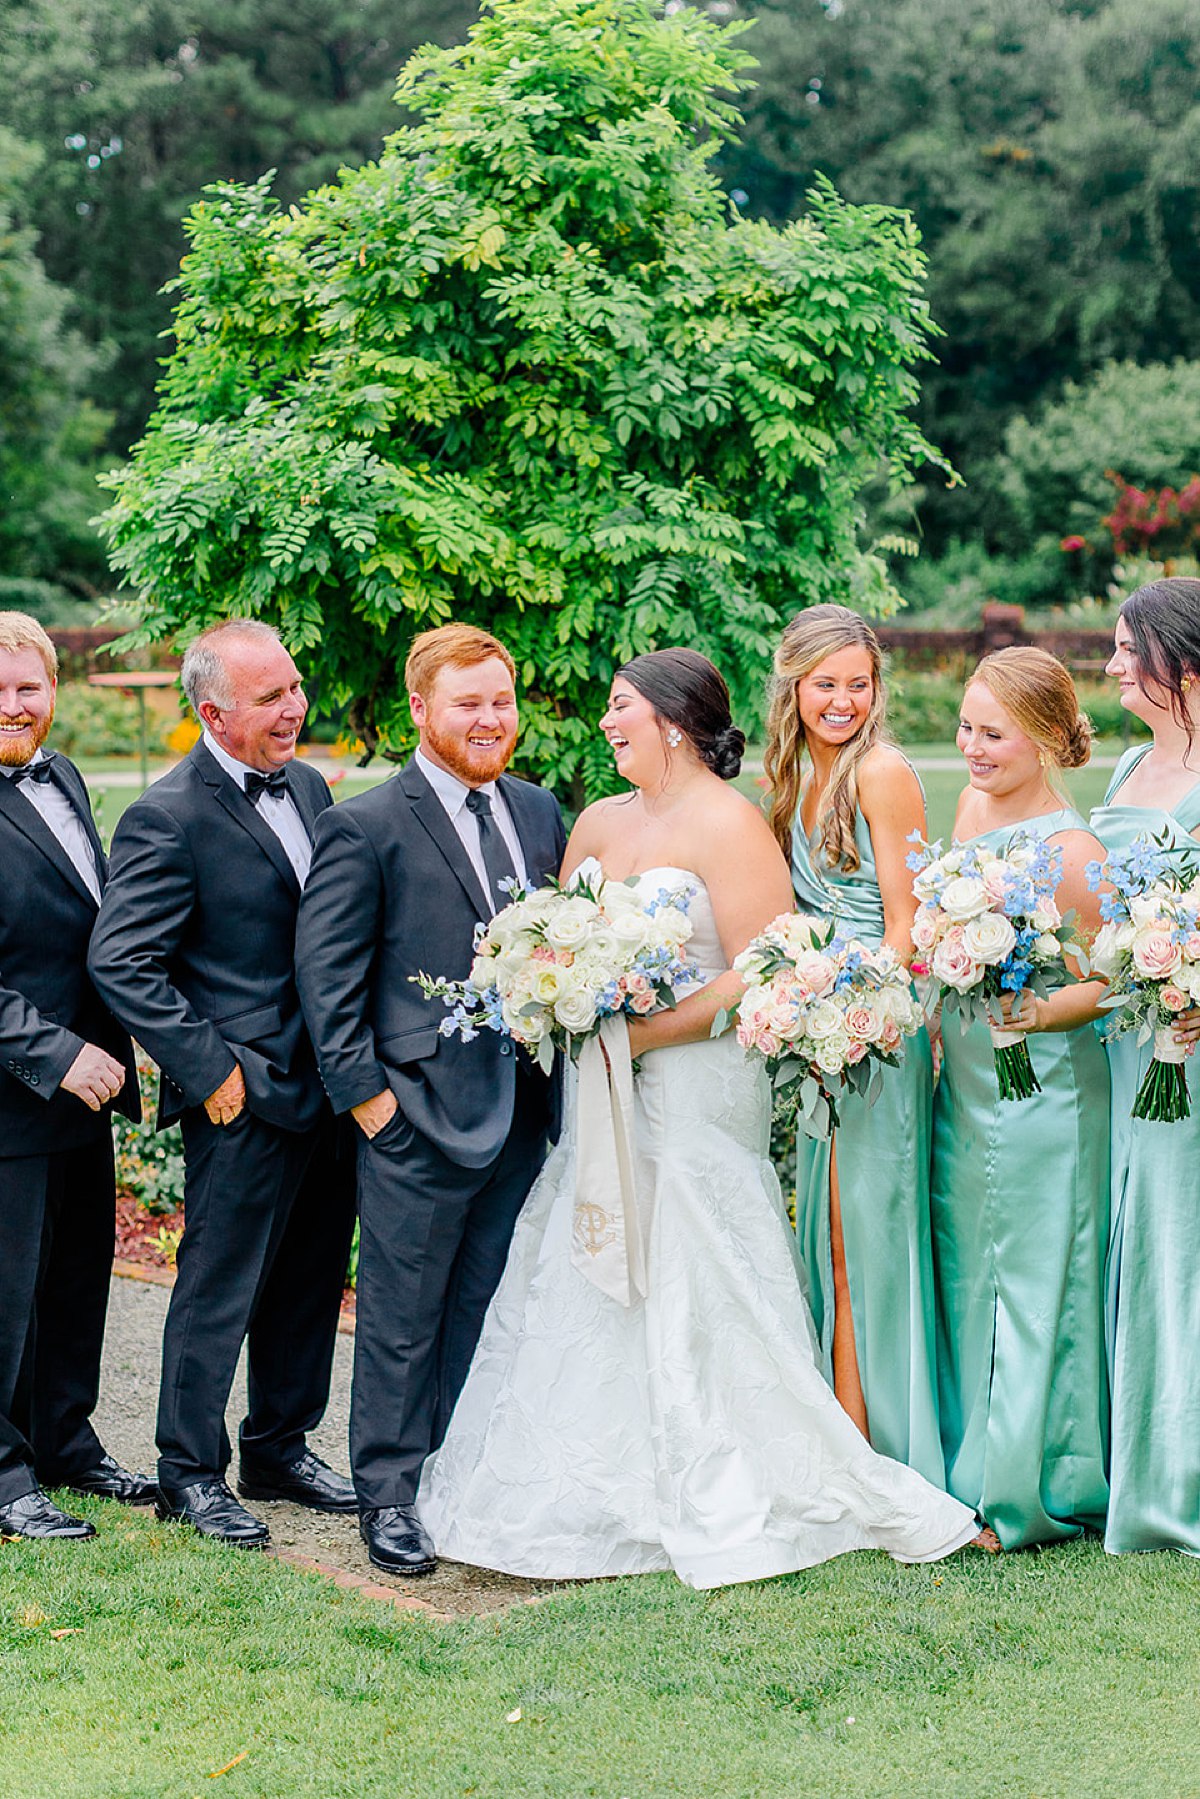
(805, 999), (844, 1042)
(469, 954), (495, 991)
(1089, 923), (1125, 980)
(544, 897), (601, 951)
(610, 910), (650, 952)
(1127, 895), (1162, 930)
(554, 989), (599, 1034)
(940, 875), (990, 923)
(1034, 933), (1061, 959)
(962, 911), (1017, 964)
(912, 866), (942, 904)
(531, 964), (564, 1004)
(816, 1038), (849, 1076)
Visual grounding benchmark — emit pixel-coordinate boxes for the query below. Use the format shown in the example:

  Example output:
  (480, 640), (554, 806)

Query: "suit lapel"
(0, 767), (99, 910)
(190, 742), (301, 898)
(289, 763), (327, 844)
(498, 774), (554, 885)
(400, 759), (491, 922)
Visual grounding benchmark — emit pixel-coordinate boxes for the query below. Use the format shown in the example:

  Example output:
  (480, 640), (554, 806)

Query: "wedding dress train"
(419, 866), (977, 1588)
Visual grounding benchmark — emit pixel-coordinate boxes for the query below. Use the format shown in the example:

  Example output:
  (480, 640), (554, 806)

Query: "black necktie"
(244, 767), (289, 803)
(465, 788), (518, 909)
(10, 755), (55, 786)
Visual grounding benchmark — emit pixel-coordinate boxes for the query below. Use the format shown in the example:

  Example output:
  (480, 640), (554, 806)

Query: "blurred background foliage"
(2, 0), (1197, 627)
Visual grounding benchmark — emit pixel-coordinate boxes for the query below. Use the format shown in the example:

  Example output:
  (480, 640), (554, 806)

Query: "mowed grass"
(2, 1510), (1199, 1798)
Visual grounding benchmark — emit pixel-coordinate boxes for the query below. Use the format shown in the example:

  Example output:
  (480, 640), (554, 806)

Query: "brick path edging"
(269, 1547), (452, 1619)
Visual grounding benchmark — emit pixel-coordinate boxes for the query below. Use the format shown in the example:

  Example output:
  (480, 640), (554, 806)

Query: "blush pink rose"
(911, 907), (939, 953)
(844, 1004), (882, 1042)
(1130, 928), (1182, 982)
(982, 865), (1009, 905)
(792, 952), (837, 997)
(846, 1040), (869, 1065)
(931, 927), (981, 994)
(1161, 985), (1189, 1012)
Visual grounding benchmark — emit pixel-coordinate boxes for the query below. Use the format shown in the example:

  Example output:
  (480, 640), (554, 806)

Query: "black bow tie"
(9, 755), (55, 786)
(244, 767), (289, 802)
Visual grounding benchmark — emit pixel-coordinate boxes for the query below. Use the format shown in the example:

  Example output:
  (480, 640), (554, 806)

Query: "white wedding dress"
(419, 866), (977, 1588)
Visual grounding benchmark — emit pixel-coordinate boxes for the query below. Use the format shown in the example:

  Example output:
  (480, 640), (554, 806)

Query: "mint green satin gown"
(1091, 745), (1200, 1554)
(792, 804), (946, 1487)
(930, 808), (1110, 1548)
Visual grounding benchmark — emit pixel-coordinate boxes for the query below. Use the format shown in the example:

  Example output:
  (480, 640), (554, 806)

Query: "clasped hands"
(995, 988), (1200, 1047)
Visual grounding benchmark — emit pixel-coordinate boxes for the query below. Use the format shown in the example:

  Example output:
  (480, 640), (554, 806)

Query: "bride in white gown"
(419, 649), (980, 1587)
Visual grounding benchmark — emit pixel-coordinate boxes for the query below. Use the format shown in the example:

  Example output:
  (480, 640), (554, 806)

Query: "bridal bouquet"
(415, 869), (700, 1072)
(907, 831), (1081, 1102)
(724, 913), (923, 1139)
(1086, 833), (1200, 1123)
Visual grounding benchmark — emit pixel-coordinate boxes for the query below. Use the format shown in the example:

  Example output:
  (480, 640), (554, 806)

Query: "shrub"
(112, 1055), (186, 1216)
(98, 0), (951, 805)
(992, 359), (1200, 600)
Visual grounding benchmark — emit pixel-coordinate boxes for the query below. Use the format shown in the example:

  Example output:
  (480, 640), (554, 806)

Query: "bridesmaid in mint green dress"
(765, 607), (945, 1485)
(930, 648), (1111, 1548)
(1089, 579), (1200, 1554)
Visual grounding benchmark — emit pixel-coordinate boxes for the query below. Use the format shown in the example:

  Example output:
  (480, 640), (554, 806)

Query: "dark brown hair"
(616, 648), (745, 779)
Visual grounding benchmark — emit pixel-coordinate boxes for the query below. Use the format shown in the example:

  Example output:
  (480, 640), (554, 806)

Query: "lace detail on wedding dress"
(419, 867), (976, 1587)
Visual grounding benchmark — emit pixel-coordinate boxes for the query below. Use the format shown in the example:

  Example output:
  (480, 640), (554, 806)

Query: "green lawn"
(2, 1512), (1198, 1797)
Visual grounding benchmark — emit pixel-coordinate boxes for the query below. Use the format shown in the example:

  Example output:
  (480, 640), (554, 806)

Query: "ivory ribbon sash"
(571, 1015), (646, 1306)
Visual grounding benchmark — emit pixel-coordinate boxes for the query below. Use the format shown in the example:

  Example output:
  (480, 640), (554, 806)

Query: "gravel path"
(93, 1272), (562, 1618)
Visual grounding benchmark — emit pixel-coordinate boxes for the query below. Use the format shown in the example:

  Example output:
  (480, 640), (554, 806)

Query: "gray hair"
(180, 620), (284, 715)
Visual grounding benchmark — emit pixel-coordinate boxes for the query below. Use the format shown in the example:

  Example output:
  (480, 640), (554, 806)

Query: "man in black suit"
(296, 623), (565, 1576)
(89, 620), (356, 1547)
(0, 612), (152, 1540)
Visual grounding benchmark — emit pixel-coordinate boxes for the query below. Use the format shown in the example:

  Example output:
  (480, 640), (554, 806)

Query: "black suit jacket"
(296, 758), (566, 1169)
(88, 742), (332, 1132)
(0, 754), (138, 1156)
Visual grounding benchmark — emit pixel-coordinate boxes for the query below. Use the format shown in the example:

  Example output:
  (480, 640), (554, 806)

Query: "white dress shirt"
(414, 748), (527, 912)
(1, 751), (102, 904)
(201, 732), (313, 887)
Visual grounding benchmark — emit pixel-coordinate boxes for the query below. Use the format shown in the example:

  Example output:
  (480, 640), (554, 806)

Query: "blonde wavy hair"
(763, 605), (888, 870)
(968, 647), (1093, 785)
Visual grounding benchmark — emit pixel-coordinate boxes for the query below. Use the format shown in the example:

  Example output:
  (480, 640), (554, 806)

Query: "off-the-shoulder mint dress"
(792, 801), (945, 1487)
(1091, 744), (1200, 1554)
(930, 807), (1110, 1548)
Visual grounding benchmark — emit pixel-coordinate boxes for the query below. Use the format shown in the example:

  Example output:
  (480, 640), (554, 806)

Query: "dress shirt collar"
(414, 746), (499, 816)
(0, 748), (47, 779)
(202, 729), (289, 794)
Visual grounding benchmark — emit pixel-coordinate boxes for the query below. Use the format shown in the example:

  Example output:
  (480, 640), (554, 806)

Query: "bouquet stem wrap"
(1133, 1026), (1193, 1124)
(572, 1016), (646, 1306)
(988, 1023), (1041, 1102)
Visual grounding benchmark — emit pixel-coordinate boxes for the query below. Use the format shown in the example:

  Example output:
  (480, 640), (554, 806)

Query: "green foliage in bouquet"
(97, 0), (949, 802)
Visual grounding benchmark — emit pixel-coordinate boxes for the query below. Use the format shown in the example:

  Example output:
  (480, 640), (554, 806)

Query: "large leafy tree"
(716, 0), (1200, 549)
(99, 0), (948, 799)
(0, 127), (110, 600)
(0, 0), (478, 445)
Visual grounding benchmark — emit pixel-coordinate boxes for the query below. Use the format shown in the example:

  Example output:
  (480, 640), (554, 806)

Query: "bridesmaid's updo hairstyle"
(970, 646), (1093, 773)
(615, 648), (745, 780)
(763, 604), (887, 871)
(1120, 576), (1200, 746)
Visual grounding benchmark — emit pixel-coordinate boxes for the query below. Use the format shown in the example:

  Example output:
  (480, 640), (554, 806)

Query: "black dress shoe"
(359, 1504), (437, 1576)
(237, 1449), (357, 1514)
(155, 1478), (270, 1548)
(49, 1455), (157, 1507)
(0, 1487), (95, 1541)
